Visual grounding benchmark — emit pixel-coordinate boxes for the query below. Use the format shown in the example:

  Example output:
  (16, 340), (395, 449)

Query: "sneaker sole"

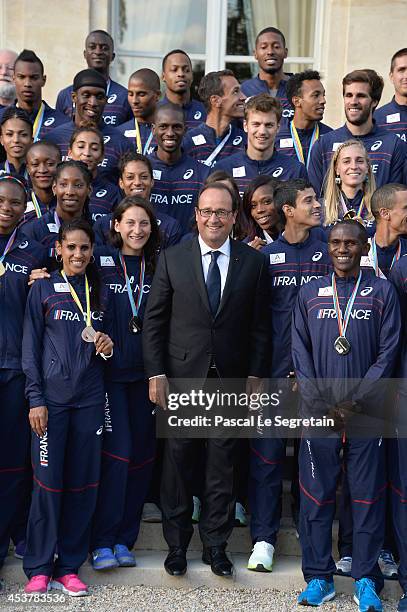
(50, 580), (88, 597)
(335, 568), (352, 577)
(116, 558), (137, 567)
(353, 594), (382, 611)
(298, 591), (336, 606)
(14, 553), (24, 560)
(247, 562), (273, 572)
(91, 560), (119, 571)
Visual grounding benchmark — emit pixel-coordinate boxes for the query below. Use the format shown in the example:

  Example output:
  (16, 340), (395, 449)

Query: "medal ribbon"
(119, 252), (145, 317)
(331, 271), (362, 338)
(61, 271), (91, 327)
(143, 129), (154, 155)
(54, 210), (61, 231)
(134, 118), (143, 154)
(0, 226), (18, 264)
(204, 125), (232, 166)
(30, 191), (42, 218)
(32, 102), (45, 142)
(289, 122), (319, 169)
(340, 193), (365, 218)
(370, 236), (401, 278)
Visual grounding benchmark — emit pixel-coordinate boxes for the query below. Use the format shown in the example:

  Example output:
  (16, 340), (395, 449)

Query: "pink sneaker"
(50, 574), (88, 597)
(24, 575), (51, 594)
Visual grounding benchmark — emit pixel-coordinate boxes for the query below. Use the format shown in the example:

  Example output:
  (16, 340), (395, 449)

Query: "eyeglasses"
(197, 208), (234, 219)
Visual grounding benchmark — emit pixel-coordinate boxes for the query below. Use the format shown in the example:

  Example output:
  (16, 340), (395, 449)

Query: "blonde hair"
(323, 139), (375, 226)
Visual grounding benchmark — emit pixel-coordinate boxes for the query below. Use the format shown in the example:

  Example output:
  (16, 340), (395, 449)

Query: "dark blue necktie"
(206, 250), (221, 315)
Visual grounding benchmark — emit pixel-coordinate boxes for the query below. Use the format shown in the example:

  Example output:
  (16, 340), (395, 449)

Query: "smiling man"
(45, 69), (132, 182)
(292, 219), (400, 610)
(148, 103), (209, 232)
(308, 69), (407, 196)
(216, 94), (307, 196)
(182, 70), (246, 166)
(246, 179), (331, 574)
(275, 71), (332, 166)
(56, 30), (132, 127)
(142, 181), (270, 579)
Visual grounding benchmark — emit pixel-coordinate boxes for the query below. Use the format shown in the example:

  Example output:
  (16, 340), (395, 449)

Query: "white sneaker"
(247, 541), (274, 572)
(335, 556), (352, 576)
(141, 503), (162, 523)
(234, 502), (248, 527)
(192, 496), (201, 523)
(378, 550), (398, 579)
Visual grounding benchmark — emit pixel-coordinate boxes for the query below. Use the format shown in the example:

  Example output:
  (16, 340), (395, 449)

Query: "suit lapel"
(216, 239), (240, 318)
(189, 238), (212, 315)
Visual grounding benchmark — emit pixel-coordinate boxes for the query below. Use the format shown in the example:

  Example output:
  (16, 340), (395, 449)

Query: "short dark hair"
(198, 70), (236, 111)
(390, 48), (407, 72)
(286, 70), (322, 107)
(118, 152), (153, 179)
(371, 183), (407, 219)
(243, 175), (281, 240)
(328, 219), (368, 244)
(162, 49), (191, 71)
(198, 181), (239, 212)
(244, 93), (282, 123)
(86, 30), (114, 50)
(69, 126), (104, 154)
(255, 27), (286, 48)
(273, 179), (313, 225)
(26, 140), (61, 160)
(342, 69), (384, 105)
(154, 102), (185, 123)
(129, 68), (160, 91)
(15, 49), (44, 75)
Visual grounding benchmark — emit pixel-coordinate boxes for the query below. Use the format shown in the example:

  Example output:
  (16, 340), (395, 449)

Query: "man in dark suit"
(142, 181), (270, 577)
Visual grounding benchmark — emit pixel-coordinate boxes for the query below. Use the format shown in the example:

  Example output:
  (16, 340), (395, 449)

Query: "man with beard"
(0, 49), (17, 108)
(56, 30), (132, 127)
(160, 49), (206, 130)
(241, 28), (293, 124)
(45, 69), (131, 182)
(308, 69), (407, 196)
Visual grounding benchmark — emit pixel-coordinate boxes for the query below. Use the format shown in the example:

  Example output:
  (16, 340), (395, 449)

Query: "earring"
(55, 253), (62, 262)
(364, 175), (369, 183)
(335, 176), (341, 185)
(90, 255), (95, 263)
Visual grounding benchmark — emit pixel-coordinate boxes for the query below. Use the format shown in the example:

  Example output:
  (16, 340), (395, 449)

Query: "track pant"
(23, 403), (103, 579)
(0, 370), (30, 565)
(389, 436), (407, 592)
(299, 436), (385, 586)
(91, 380), (155, 549)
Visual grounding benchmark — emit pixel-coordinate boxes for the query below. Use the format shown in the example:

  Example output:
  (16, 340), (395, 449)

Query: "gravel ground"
(0, 583), (399, 612)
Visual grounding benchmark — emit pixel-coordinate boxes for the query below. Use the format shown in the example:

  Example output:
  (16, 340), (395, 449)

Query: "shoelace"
(309, 578), (330, 593)
(357, 578), (376, 597)
(380, 551), (395, 565)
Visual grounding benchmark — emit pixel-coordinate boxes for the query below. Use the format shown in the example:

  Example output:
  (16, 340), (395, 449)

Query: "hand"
(246, 377), (264, 410)
(28, 267), (50, 286)
(29, 406), (48, 437)
(149, 376), (169, 410)
(94, 332), (113, 357)
(248, 237), (267, 250)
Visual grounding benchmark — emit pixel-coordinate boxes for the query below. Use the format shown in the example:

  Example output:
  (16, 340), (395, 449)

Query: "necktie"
(206, 251), (221, 315)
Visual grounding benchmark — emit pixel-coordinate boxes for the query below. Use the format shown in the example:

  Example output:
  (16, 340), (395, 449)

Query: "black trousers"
(161, 435), (238, 550)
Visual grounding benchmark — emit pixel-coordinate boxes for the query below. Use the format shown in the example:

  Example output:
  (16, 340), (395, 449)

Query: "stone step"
(2, 553), (401, 600)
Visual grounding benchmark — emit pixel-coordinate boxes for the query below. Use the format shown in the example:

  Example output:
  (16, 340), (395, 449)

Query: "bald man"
(0, 49), (17, 107)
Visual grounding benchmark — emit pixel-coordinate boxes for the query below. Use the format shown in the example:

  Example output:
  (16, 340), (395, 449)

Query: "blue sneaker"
(114, 544), (136, 567)
(298, 578), (335, 606)
(398, 593), (407, 611)
(354, 578), (382, 612)
(91, 547), (119, 570)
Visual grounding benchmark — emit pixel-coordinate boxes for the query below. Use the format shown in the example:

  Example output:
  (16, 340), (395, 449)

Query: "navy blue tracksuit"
(56, 80), (133, 127)
(21, 193), (56, 227)
(159, 95), (206, 131)
(0, 100), (68, 140)
(148, 151), (209, 233)
(375, 97), (407, 143)
(0, 231), (46, 565)
(308, 121), (407, 196)
(248, 235), (331, 547)
(389, 256), (407, 592)
(292, 272), (400, 584)
(93, 210), (183, 250)
(91, 250), (155, 549)
(89, 174), (121, 224)
(275, 120), (333, 163)
(22, 210), (67, 260)
(44, 120), (132, 182)
(215, 149), (308, 197)
(117, 119), (157, 157)
(22, 272), (113, 578)
(182, 122), (247, 167)
(240, 75), (294, 124)
(321, 190), (376, 241)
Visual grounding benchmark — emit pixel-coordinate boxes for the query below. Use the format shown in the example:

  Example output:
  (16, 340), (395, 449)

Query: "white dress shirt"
(198, 235), (230, 297)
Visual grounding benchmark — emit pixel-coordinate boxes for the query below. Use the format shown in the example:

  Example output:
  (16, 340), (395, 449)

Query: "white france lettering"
(171, 194), (193, 205)
(4, 262), (28, 275)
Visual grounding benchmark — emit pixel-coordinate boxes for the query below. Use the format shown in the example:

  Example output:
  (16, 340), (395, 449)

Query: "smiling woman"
(0, 107), (33, 178)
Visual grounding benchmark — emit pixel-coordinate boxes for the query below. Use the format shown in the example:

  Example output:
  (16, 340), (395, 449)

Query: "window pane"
(118, 0), (207, 54)
(227, 0), (316, 72)
(115, 56), (205, 99)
